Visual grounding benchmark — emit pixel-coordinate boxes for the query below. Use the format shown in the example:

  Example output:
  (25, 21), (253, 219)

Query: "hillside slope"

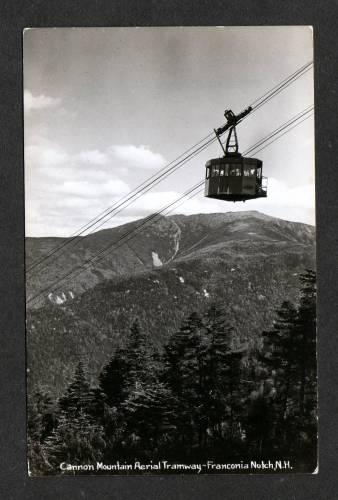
(26, 211), (316, 396)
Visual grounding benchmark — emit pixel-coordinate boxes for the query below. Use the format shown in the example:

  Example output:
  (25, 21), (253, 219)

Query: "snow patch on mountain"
(173, 226), (181, 258)
(55, 295), (65, 305)
(48, 291), (74, 305)
(152, 251), (163, 267)
(166, 223), (181, 263)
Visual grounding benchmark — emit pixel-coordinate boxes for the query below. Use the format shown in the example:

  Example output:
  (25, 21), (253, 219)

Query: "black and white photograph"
(24, 26), (316, 475)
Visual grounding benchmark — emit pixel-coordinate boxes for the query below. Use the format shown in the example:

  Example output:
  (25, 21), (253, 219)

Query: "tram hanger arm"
(215, 106), (252, 137)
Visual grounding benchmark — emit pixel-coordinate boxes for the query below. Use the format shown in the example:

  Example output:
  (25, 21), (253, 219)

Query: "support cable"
(27, 60), (313, 274)
(27, 105), (314, 307)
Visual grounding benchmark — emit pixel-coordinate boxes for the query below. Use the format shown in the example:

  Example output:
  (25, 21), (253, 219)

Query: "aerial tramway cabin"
(205, 154), (267, 202)
(204, 107), (267, 202)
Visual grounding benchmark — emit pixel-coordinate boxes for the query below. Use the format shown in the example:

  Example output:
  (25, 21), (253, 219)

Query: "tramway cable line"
(27, 136), (218, 273)
(248, 60), (313, 112)
(27, 105), (314, 307)
(45, 107), (315, 359)
(27, 182), (204, 306)
(26, 134), (216, 273)
(27, 60), (313, 275)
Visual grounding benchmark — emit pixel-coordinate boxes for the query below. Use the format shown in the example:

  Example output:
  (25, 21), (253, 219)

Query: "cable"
(245, 106), (314, 156)
(26, 133), (214, 273)
(213, 63), (313, 153)
(250, 61), (313, 111)
(27, 135), (217, 274)
(27, 182), (204, 305)
(28, 106), (313, 306)
(27, 105), (313, 307)
(250, 112), (313, 156)
(60, 106), (316, 273)
(27, 61), (313, 274)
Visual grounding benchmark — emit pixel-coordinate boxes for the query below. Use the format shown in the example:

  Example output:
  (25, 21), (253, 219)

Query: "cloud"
(25, 144), (69, 167)
(25, 133), (315, 237)
(24, 90), (62, 112)
(170, 177), (315, 225)
(110, 144), (166, 169)
(25, 137), (132, 236)
(109, 178), (315, 227)
(263, 177), (315, 209)
(58, 179), (129, 198)
(75, 150), (108, 165)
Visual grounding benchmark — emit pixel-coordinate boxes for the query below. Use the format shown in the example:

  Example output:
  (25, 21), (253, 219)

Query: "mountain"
(26, 211), (316, 396)
(26, 213), (182, 307)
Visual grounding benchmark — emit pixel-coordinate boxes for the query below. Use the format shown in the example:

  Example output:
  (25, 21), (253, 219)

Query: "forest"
(27, 269), (317, 475)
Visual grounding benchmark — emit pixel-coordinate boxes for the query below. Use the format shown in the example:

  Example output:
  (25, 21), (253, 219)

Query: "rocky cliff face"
(26, 211), (316, 396)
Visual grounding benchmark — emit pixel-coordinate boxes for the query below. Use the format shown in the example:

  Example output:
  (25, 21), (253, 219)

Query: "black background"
(1, 1), (338, 498)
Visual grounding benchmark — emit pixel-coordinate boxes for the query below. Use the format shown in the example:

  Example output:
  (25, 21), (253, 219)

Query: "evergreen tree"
(255, 270), (317, 466)
(163, 307), (245, 456)
(96, 362), (127, 461)
(28, 388), (56, 443)
(126, 319), (156, 390)
(58, 361), (93, 419)
(295, 269), (317, 417)
(259, 300), (299, 447)
(43, 362), (106, 471)
(204, 304), (244, 446)
(99, 319), (155, 408)
(99, 346), (130, 408)
(44, 411), (106, 472)
(122, 382), (176, 459)
(27, 388), (57, 475)
(292, 269), (317, 460)
(163, 312), (204, 455)
(97, 319), (159, 459)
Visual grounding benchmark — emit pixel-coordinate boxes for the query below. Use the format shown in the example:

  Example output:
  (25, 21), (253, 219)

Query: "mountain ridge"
(26, 211), (315, 308)
(26, 211), (316, 396)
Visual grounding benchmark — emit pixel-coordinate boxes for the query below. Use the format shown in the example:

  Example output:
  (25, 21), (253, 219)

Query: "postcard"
(24, 26), (316, 475)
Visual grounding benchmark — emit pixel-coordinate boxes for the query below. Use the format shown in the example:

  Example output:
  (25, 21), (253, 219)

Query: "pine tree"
(259, 300), (299, 447)
(163, 312), (204, 455)
(99, 346), (130, 408)
(99, 319), (155, 409)
(122, 382), (176, 459)
(292, 269), (317, 460)
(204, 304), (244, 446)
(28, 388), (56, 443)
(164, 307), (245, 457)
(119, 320), (171, 457)
(44, 411), (106, 472)
(97, 354), (129, 460)
(256, 270), (317, 466)
(27, 388), (57, 475)
(58, 361), (93, 419)
(126, 319), (156, 390)
(43, 362), (106, 471)
(97, 319), (159, 459)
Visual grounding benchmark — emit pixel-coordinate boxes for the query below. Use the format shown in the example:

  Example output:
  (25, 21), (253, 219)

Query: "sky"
(24, 27), (314, 237)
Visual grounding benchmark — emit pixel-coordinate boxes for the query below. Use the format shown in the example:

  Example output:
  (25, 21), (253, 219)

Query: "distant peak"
(169, 210), (275, 221)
